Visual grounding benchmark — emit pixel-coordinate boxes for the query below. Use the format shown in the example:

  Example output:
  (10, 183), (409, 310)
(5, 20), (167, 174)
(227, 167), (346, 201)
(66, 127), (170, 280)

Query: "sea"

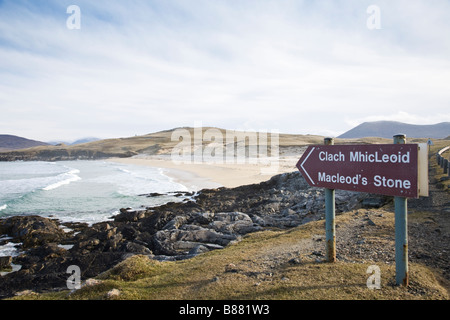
(0, 160), (191, 260)
(0, 160), (191, 223)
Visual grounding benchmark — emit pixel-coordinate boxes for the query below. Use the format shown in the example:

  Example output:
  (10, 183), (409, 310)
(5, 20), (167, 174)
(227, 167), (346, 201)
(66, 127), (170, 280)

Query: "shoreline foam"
(107, 155), (298, 191)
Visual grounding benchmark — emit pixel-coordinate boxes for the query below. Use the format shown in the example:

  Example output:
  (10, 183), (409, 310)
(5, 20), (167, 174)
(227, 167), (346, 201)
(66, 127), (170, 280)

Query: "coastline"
(1, 152), (449, 299)
(108, 155), (299, 191)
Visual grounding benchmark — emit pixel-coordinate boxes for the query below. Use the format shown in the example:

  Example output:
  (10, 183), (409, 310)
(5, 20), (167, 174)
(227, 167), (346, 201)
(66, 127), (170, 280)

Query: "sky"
(0, 0), (449, 142)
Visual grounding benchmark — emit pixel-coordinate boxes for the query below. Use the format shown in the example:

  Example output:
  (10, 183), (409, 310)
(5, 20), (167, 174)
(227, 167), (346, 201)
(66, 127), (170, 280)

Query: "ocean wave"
(116, 167), (132, 174)
(0, 204), (7, 211)
(112, 164), (155, 182)
(0, 240), (22, 257)
(42, 169), (81, 191)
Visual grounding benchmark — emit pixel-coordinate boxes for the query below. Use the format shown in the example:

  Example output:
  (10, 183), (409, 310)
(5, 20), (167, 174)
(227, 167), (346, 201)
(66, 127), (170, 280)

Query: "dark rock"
(367, 218), (377, 226)
(122, 241), (152, 255)
(0, 256), (12, 270)
(288, 257), (302, 265)
(361, 196), (391, 208)
(148, 192), (165, 197)
(208, 212), (260, 235)
(153, 225), (235, 256)
(120, 225), (139, 240)
(14, 243), (67, 269)
(0, 215), (66, 248)
(114, 209), (146, 222)
(0, 171), (374, 298)
(193, 212), (215, 225)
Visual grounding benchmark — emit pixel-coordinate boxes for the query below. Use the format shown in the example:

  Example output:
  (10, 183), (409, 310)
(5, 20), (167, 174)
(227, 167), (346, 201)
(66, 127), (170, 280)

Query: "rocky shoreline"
(0, 149), (136, 162)
(0, 171), (387, 298)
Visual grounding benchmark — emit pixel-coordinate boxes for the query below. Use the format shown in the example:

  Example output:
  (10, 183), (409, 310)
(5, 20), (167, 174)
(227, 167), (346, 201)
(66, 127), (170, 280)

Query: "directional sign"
(296, 144), (419, 198)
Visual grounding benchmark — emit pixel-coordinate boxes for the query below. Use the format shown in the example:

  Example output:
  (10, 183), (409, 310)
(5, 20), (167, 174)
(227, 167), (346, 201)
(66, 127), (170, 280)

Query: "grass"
(11, 212), (448, 300)
(8, 136), (450, 301)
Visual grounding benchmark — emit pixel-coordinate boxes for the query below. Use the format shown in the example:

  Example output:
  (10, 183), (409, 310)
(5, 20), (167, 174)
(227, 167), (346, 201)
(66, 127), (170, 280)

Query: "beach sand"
(108, 154), (300, 191)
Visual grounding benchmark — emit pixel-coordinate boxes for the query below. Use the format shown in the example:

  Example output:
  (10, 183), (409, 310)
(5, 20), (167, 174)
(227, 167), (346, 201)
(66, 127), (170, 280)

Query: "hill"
(70, 137), (101, 145)
(0, 127), (393, 162)
(0, 135), (49, 152)
(47, 137), (101, 146)
(339, 121), (450, 139)
(0, 125), (441, 160)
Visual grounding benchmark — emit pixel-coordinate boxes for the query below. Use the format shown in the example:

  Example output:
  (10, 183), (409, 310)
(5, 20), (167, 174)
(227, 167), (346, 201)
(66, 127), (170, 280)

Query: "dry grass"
(13, 212), (448, 300)
(3, 127), (418, 158)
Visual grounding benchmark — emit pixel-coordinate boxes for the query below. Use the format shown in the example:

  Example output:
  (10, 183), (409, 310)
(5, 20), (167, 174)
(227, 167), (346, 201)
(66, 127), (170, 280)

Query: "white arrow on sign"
(299, 147), (316, 185)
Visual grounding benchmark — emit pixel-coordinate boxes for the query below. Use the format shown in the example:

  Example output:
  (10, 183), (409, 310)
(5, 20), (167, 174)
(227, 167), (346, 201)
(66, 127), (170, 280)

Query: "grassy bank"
(9, 137), (449, 300)
(13, 209), (448, 300)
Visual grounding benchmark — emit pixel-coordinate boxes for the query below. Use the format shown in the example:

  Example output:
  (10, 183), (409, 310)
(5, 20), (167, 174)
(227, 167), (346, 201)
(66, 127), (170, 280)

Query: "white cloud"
(0, 0), (449, 141)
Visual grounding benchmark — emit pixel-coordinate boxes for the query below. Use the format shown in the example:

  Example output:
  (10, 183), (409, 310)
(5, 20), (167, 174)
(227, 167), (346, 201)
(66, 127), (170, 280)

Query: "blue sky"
(1, 0), (449, 141)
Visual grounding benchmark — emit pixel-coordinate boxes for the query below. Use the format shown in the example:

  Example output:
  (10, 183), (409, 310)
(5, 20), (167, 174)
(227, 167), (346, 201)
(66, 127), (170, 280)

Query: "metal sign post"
(324, 138), (336, 263)
(393, 134), (408, 286)
(296, 135), (427, 286)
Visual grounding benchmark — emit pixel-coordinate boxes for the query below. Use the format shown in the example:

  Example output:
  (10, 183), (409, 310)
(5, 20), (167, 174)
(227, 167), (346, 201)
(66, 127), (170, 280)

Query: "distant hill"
(0, 127), (389, 162)
(0, 135), (49, 152)
(71, 137), (101, 145)
(338, 121), (450, 139)
(47, 137), (100, 146)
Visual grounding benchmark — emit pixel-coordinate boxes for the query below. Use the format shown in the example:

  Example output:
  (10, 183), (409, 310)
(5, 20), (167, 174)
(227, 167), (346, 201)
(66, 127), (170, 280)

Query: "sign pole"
(324, 137), (336, 263)
(296, 137), (427, 285)
(393, 134), (409, 286)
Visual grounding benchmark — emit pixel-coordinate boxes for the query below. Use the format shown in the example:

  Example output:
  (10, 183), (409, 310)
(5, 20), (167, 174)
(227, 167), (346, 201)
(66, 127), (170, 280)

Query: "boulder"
(162, 215), (188, 230)
(114, 209), (147, 222)
(208, 212), (262, 235)
(154, 225), (237, 256)
(0, 216), (66, 248)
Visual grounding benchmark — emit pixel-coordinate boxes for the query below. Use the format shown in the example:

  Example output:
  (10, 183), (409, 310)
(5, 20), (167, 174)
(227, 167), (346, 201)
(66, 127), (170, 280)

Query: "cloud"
(0, 0), (449, 140)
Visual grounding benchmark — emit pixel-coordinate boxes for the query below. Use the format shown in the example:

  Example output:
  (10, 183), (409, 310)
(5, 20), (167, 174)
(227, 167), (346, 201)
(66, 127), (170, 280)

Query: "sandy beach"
(108, 154), (300, 191)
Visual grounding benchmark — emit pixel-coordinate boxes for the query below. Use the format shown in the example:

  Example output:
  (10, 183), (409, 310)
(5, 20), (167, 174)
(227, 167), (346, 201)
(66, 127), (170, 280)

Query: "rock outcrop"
(0, 172), (386, 298)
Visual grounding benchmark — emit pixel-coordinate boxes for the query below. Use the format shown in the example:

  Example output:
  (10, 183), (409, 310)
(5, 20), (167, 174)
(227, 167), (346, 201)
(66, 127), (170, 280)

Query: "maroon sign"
(296, 144), (419, 198)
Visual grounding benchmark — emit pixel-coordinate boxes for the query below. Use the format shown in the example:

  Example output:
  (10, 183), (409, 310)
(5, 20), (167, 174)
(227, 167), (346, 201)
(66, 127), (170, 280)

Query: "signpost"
(297, 143), (420, 198)
(296, 136), (428, 286)
(427, 138), (433, 153)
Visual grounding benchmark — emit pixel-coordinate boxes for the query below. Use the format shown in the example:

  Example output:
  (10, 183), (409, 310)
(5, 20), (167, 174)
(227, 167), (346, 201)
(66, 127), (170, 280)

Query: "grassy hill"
(0, 127), (417, 162)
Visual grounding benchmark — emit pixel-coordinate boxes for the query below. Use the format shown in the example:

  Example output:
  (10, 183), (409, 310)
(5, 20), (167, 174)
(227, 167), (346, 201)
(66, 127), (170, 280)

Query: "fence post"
(324, 137), (336, 263)
(393, 134), (409, 286)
